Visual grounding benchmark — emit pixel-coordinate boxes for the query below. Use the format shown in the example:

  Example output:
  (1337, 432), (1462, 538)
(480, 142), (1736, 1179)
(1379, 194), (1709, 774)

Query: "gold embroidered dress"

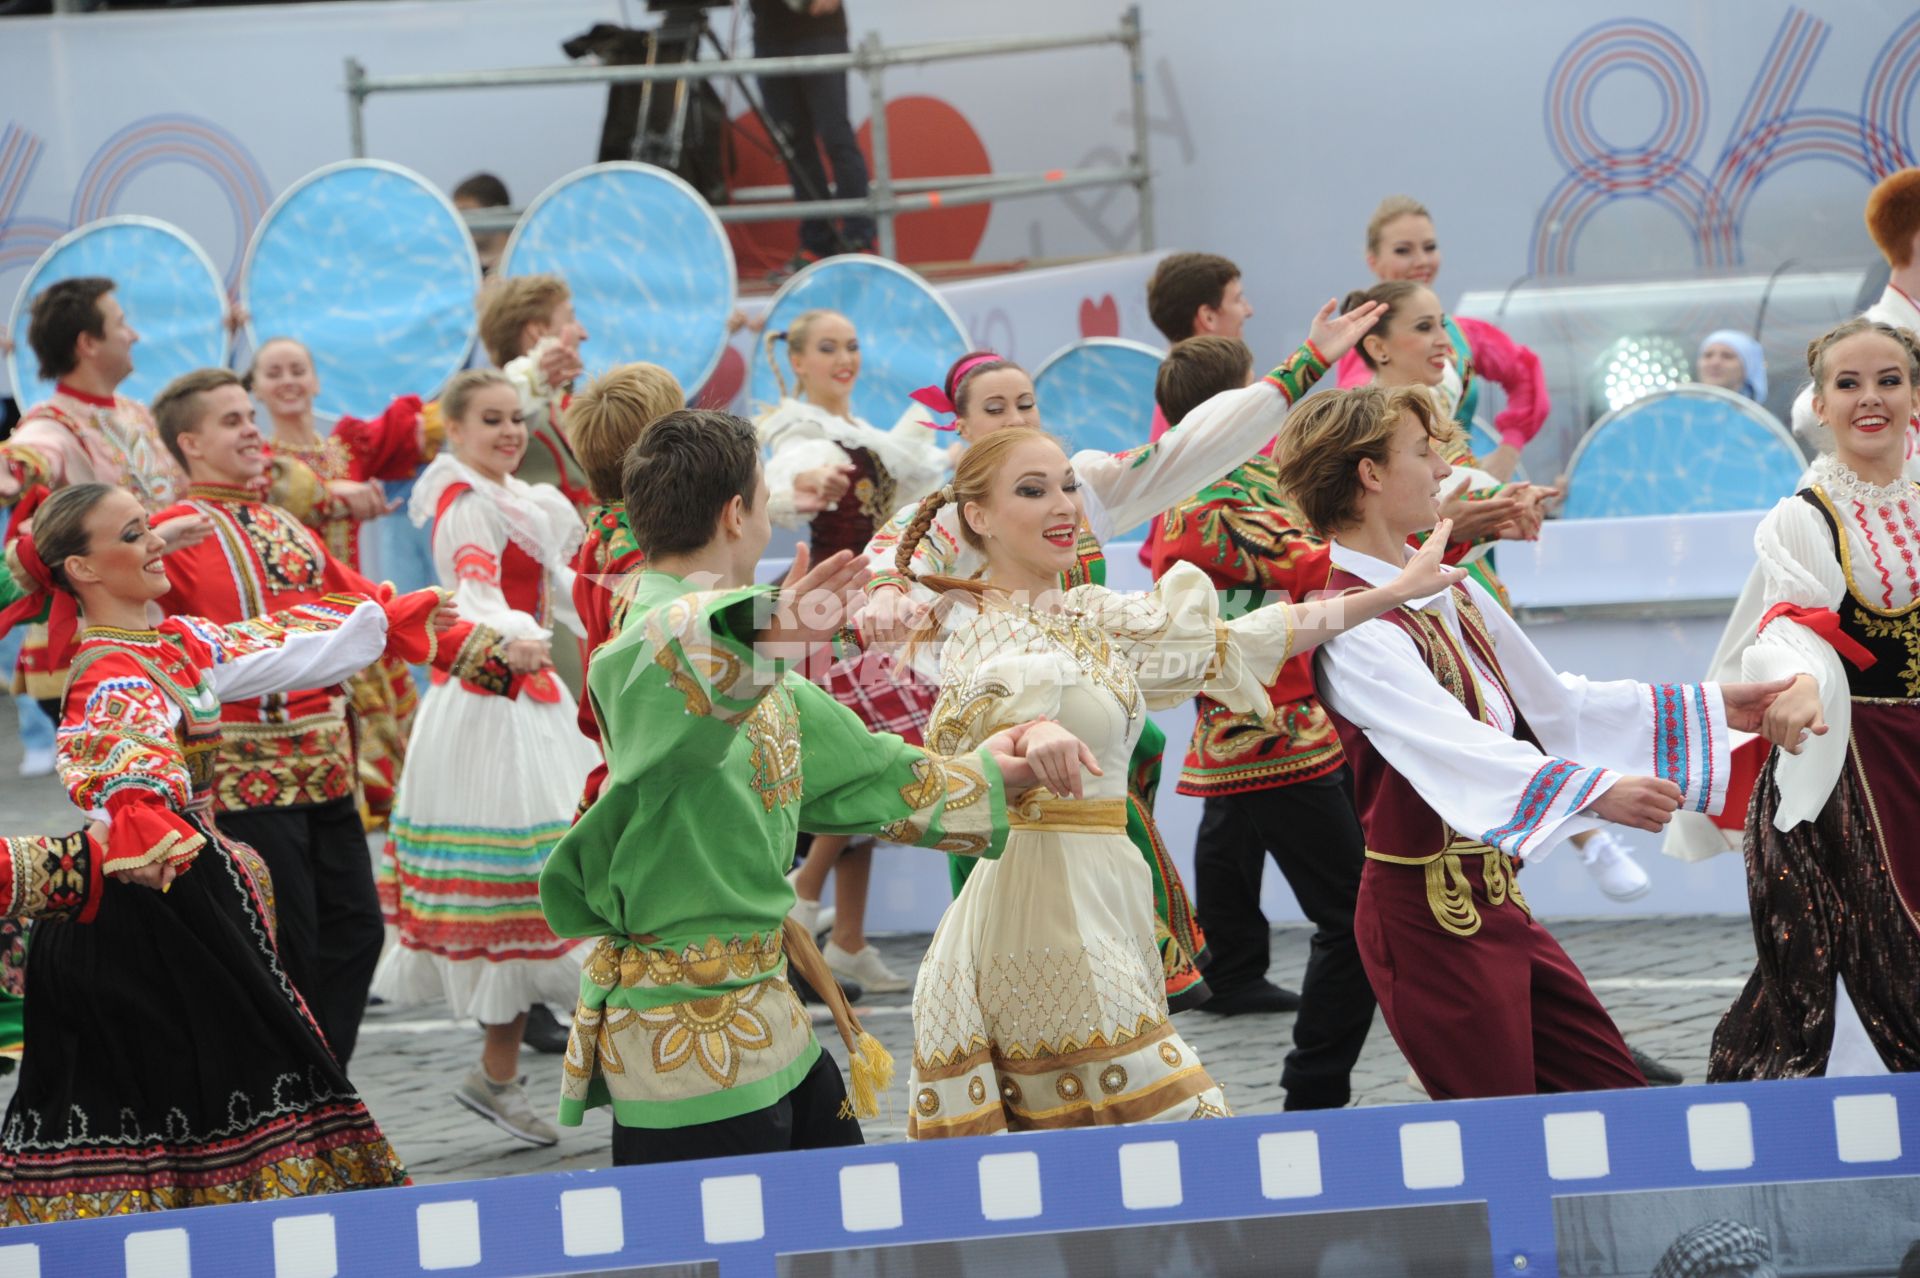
(908, 562), (1297, 1137)
(539, 570), (1014, 1131)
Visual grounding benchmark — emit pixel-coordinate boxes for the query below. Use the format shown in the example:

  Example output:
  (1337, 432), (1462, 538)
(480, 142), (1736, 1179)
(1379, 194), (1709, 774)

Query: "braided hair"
(1806, 316), (1920, 390)
(890, 428), (1069, 649)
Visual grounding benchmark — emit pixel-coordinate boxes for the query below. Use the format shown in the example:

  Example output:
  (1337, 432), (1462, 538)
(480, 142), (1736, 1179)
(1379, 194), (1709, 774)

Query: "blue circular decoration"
(1561, 384), (1805, 518)
(750, 255), (970, 427)
(6, 216), (228, 407)
(241, 160), (478, 421)
(1033, 337), (1165, 458)
(500, 162), (735, 395)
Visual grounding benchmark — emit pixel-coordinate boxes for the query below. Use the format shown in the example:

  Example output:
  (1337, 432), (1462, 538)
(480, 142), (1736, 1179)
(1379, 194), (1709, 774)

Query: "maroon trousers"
(1354, 853), (1645, 1100)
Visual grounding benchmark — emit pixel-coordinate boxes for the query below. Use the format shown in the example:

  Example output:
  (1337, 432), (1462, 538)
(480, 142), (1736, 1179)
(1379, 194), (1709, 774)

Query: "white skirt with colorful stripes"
(372, 673), (598, 1025)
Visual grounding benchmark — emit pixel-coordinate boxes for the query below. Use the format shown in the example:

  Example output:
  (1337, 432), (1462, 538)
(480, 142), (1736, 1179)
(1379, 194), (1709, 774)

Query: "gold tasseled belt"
(1366, 836), (1530, 937)
(1007, 791), (1128, 835)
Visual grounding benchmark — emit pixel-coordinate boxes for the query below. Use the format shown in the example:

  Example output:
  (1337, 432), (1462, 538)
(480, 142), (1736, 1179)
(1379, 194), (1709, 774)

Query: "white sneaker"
(1581, 831), (1652, 902)
(453, 1067), (558, 1147)
(16, 746), (53, 778)
(824, 940), (909, 994)
(785, 868), (835, 936)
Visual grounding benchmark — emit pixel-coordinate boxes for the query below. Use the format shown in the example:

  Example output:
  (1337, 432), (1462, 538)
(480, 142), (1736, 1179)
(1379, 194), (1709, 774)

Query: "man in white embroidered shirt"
(1277, 385), (1789, 1100)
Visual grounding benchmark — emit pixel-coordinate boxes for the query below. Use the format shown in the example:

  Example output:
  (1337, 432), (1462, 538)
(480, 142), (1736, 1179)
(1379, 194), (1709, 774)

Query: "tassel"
(847, 1030), (895, 1119)
(781, 918), (892, 1119)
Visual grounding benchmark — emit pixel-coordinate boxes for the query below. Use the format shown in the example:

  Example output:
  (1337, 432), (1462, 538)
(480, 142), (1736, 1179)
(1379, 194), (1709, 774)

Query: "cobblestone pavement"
(323, 914), (1754, 1181)
(0, 730), (1759, 1184)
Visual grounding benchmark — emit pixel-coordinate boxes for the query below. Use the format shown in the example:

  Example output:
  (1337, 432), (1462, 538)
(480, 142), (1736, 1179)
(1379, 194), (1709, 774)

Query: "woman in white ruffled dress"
(889, 427), (1461, 1136)
(759, 307), (949, 994)
(373, 369), (599, 1146)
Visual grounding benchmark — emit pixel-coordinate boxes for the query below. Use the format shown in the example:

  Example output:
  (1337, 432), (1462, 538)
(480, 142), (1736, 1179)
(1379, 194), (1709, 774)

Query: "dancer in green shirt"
(541, 408), (1090, 1166)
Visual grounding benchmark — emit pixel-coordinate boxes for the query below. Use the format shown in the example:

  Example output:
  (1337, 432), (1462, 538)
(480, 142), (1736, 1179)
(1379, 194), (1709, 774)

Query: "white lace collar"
(1811, 453), (1917, 509)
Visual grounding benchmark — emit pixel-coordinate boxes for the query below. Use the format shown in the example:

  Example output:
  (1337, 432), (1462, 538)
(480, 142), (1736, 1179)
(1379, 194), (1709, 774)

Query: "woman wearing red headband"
(0, 481), (453, 1222)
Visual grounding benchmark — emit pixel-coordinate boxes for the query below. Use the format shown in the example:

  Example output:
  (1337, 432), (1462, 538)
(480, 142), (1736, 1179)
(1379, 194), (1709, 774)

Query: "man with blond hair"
(563, 360), (686, 815)
(477, 274), (592, 507)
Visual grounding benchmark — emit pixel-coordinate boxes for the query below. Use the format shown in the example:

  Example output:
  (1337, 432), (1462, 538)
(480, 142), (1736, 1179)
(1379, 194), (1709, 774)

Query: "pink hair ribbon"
(908, 353), (1005, 431)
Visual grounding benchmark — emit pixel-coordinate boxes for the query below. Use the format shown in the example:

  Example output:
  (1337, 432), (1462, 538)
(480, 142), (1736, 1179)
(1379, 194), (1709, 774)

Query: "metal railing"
(344, 8), (1152, 260)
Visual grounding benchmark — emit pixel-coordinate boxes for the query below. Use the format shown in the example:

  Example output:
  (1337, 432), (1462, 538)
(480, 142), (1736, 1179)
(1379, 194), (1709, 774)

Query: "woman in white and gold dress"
(890, 428), (1463, 1137)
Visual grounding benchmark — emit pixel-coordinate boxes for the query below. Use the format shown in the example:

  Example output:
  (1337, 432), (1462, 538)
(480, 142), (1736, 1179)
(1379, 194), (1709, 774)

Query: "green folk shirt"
(540, 570), (1011, 1129)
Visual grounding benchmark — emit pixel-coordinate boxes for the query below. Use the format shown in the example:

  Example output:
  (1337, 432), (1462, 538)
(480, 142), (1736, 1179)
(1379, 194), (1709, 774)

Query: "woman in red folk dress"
(249, 335), (437, 828)
(373, 370), (598, 1148)
(0, 482), (446, 1221)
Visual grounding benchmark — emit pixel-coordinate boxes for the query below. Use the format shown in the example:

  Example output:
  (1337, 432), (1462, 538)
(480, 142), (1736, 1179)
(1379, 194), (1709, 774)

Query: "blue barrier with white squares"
(0, 1073), (1912, 1277)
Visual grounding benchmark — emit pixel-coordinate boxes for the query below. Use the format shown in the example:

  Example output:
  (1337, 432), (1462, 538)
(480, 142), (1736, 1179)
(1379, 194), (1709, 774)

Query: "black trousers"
(611, 1049), (864, 1166)
(754, 30), (875, 255)
(216, 795), (383, 1068)
(1192, 768), (1375, 1109)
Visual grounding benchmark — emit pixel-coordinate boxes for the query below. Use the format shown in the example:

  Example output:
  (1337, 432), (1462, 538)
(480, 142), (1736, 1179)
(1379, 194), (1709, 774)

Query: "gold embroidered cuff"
(880, 750), (1002, 857)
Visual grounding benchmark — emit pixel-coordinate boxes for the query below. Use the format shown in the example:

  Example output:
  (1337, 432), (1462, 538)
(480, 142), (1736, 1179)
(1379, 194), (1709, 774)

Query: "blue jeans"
(754, 30), (876, 256)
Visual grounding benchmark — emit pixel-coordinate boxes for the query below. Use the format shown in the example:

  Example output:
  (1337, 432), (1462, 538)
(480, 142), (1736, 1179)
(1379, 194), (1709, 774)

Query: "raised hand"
(1756, 674), (1826, 753)
(1439, 492), (1523, 544)
(856, 581), (932, 649)
(1590, 775), (1684, 831)
(1388, 519), (1468, 602)
(154, 514), (216, 553)
(535, 338), (583, 391)
(1306, 296), (1387, 363)
(981, 719), (1102, 797)
(757, 544), (873, 653)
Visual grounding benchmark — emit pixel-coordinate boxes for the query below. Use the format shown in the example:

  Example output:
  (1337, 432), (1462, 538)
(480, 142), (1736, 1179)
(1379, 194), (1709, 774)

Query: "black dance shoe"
(1630, 1045), (1685, 1085)
(1196, 979), (1303, 1016)
(789, 965), (863, 1007)
(523, 1002), (573, 1056)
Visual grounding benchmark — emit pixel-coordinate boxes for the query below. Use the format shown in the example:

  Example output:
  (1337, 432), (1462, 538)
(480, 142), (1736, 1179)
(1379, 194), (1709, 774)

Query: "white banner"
(6, 1), (1917, 397)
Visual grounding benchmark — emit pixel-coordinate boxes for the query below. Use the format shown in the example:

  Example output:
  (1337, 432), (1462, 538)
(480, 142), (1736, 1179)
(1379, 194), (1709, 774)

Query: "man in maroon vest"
(1277, 384), (1788, 1099)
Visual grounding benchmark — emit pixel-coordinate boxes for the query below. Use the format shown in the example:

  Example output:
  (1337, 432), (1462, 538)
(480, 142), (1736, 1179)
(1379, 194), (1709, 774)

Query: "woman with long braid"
(860, 300), (1386, 1009)
(891, 427), (1463, 1135)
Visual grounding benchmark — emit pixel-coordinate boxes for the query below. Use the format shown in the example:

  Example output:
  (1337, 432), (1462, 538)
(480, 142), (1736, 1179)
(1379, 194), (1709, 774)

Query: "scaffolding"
(343, 7), (1153, 261)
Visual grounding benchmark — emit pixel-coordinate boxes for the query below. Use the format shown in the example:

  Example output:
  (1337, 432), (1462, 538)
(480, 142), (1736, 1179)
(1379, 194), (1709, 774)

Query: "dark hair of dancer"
(619, 408), (761, 557)
(1146, 252), (1241, 344)
(1155, 335), (1254, 425)
(27, 276), (116, 382)
(9, 482), (113, 595)
(1339, 280), (1430, 371)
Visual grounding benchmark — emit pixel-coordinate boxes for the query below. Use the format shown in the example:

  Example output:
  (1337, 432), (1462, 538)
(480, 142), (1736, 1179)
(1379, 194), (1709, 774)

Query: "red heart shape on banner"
(1079, 295), (1120, 338)
(695, 344), (748, 410)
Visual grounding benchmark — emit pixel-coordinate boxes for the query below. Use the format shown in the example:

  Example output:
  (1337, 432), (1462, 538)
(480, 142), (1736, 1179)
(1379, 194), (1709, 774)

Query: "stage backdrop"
(6, 0), (1918, 396)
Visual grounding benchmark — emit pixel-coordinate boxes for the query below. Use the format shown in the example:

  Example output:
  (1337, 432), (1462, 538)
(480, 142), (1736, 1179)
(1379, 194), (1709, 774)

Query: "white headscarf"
(1699, 329), (1769, 402)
